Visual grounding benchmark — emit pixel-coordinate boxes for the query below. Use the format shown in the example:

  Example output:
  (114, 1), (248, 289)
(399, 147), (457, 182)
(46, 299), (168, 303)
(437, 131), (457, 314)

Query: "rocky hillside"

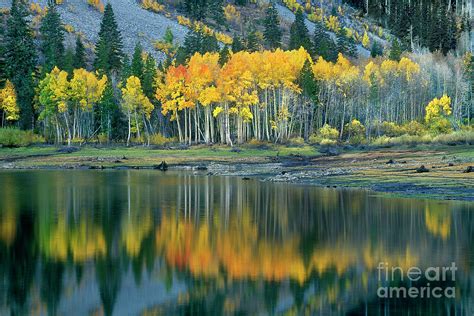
(0, 0), (384, 61)
(0, 0), (190, 60)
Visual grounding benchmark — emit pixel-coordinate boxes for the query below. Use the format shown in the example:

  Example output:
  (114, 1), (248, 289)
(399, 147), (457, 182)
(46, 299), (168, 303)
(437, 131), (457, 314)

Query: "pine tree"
(73, 36), (86, 69)
(298, 59), (318, 103)
(131, 42), (144, 80)
(176, 31), (219, 65)
(184, 0), (207, 20)
(0, 18), (6, 85)
(40, 3), (64, 71)
(245, 27), (259, 52)
(336, 29), (357, 58)
(142, 55), (156, 100)
(94, 3), (124, 74)
(388, 38), (402, 61)
(63, 48), (75, 75)
(218, 45), (231, 66)
(289, 9), (311, 52)
(313, 22), (337, 62)
(263, 2), (282, 49)
(120, 55), (131, 82)
(231, 34), (244, 52)
(370, 40), (383, 58)
(208, 0), (225, 28)
(5, 0), (37, 129)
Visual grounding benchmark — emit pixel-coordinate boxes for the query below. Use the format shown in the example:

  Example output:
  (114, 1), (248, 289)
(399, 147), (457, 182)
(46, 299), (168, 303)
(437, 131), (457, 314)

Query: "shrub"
(432, 130), (474, 145)
(319, 124), (339, 140)
(246, 138), (271, 149)
(345, 119), (366, 145)
(287, 136), (305, 147)
(98, 133), (108, 144)
(149, 133), (175, 146)
(379, 121), (404, 137)
(428, 117), (453, 135)
(0, 128), (45, 147)
(320, 138), (337, 146)
(372, 134), (433, 147)
(309, 124), (339, 144)
(402, 120), (426, 136)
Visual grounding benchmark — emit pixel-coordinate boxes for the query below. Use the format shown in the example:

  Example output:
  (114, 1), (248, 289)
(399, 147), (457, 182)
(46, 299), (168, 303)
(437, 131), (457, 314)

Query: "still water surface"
(0, 170), (473, 315)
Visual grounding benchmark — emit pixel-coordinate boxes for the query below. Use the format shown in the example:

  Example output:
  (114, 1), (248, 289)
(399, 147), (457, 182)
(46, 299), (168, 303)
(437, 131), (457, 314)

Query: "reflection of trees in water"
(0, 170), (473, 314)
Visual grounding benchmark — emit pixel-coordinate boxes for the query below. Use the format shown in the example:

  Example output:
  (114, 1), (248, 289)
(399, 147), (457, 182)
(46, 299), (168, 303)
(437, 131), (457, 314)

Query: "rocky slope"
(0, 0), (189, 60)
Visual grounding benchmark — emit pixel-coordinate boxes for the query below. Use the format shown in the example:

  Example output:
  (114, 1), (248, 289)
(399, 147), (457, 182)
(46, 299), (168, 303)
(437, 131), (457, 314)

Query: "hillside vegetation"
(0, 0), (472, 148)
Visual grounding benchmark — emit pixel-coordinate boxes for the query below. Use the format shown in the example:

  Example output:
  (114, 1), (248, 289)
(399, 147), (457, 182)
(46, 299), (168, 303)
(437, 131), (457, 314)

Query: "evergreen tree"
(98, 82), (121, 141)
(313, 22), (337, 62)
(176, 30), (219, 64)
(218, 45), (231, 66)
(388, 38), (402, 61)
(336, 29), (357, 58)
(63, 48), (75, 75)
(298, 59), (318, 103)
(73, 36), (86, 69)
(370, 40), (383, 58)
(142, 54), (156, 100)
(0, 17), (6, 85)
(208, 0), (225, 28)
(289, 9), (311, 52)
(263, 2), (282, 49)
(40, 3), (64, 71)
(131, 42), (144, 80)
(184, 0), (207, 20)
(5, 0), (37, 128)
(231, 34), (244, 53)
(245, 27), (259, 52)
(120, 55), (131, 82)
(94, 3), (124, 74)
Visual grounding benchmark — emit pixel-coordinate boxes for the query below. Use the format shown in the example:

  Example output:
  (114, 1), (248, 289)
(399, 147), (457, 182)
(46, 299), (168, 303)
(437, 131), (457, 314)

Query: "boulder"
(416, 165), (429, 173)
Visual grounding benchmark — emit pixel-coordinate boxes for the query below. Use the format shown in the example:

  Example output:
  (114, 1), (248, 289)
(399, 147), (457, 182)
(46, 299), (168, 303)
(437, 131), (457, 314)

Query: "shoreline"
(0, 144), (473, 201)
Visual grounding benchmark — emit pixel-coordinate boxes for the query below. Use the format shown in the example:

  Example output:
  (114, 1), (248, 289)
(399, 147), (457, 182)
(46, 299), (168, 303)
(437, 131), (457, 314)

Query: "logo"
(377, 262), (457, 298)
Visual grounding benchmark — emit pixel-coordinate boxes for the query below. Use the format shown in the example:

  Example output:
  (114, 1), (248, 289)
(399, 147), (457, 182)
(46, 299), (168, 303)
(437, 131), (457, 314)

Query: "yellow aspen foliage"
(69, 68), (108, 111)
(141, 0), (164, 13)
(156, 65), (193, 119)
(122, 76), (154, 119)
(363, 61), (381, 85)
(0, 80), (19, 122)
(38, 67), (70, 115)
(425, 94), (452, 123)
(224, 4), (240, 24)
(325, 15), (340, 33)
(87, 0), (104, 13)
(398, 57), (420, 81)
(362, 31), (370, 48)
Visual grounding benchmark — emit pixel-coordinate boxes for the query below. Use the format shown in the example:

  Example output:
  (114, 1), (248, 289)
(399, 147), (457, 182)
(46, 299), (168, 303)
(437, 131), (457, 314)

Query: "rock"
(401, 161), (407, 164)
(463, 166), (474, 173)
(319, 146), (340, 156)
(57, 146), (80, 153)
(195, 165), (208, 171)
(281, 170), (287, 175)
(154, 161), (168, 171)
(448, 163), (454, 166)
(386, 159), (395, 164)
(416, 165), (430, 173)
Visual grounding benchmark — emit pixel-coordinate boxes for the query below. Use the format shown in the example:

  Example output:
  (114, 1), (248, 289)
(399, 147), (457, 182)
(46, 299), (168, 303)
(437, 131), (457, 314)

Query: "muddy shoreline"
(1, 145), (473, 201)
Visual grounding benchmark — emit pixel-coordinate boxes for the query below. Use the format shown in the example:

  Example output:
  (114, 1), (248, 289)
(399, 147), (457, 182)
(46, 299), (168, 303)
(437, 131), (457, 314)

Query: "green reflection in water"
(0, 170), (472, 315)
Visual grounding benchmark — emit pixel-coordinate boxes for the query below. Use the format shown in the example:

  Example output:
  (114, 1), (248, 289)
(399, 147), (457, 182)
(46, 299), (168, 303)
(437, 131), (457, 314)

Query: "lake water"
(0, 170), (473, 315)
